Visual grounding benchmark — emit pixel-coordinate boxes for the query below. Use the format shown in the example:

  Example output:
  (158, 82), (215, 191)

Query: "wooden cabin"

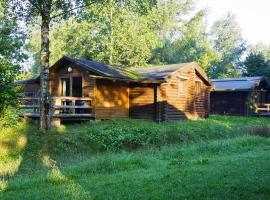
(210, 77), (270, 116)
(19, 56), (212, 125)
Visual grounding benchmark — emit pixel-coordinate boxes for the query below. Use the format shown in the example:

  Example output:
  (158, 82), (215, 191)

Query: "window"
(195, 81), (201, 95)
(178, 78), (187, 97)
(61, 76), (82, 97)
(61, 78), (70, 96)
(72, 77), (82, 97)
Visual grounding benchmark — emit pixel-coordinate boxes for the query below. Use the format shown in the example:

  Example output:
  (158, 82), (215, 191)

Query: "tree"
(243, 52), (270, 80)
(10, 0), (99, 130)
(28, 0), (159, 74)
(0, 0), (25, 116)
(0, 60), (20, 115)
(151, 9), (220, 71)
(250, 43), (270, 60)
(208, 12), (246, 78)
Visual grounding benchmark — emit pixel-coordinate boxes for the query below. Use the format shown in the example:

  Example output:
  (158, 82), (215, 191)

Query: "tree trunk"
(40, 16), (51, 131)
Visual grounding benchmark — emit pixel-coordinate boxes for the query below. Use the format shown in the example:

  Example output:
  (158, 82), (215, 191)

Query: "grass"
(0, 115), (270, 199)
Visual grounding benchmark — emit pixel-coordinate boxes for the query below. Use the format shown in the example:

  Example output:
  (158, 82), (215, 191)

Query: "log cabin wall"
(160, 67), (211, 120)
(161, 67), (194, 120)
(129, 83), (157, 120)
(95, 79), (129, 119)
(20, 83), (40, 96)
(194, 72), (211, 118)
(49, 64), (95, 98)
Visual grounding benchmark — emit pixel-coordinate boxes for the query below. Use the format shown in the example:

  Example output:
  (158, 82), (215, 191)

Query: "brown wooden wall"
(129, 67), (211, 121)
(20, 83), (40, 96)
(129, 83), (157, 120)
(49, 64), (95, 98)
(95, 79), (129, 119)
(20, 62), (211, 121)
(160, 68), (211, 120)
(210, 91), (250, 116)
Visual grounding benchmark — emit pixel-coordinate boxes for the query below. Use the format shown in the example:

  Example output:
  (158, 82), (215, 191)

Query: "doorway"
(61, 76), (82, 97)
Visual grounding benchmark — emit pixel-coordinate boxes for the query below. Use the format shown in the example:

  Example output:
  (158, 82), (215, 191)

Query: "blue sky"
(198, 0), (270, 45)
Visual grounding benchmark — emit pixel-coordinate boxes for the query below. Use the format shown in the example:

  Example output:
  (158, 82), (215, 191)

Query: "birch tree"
(9, 0), (98, 131)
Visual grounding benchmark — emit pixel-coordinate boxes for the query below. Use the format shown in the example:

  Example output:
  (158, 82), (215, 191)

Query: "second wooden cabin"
(211, 77), (270, 116)
(19, 56), (212, 124)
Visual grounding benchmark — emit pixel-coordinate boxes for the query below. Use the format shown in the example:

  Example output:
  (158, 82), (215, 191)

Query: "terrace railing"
(255, 103), (270, 113)
(19, 96), (94, 118)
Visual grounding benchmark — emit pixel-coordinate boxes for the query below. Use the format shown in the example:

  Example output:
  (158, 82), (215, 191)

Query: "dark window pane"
(72, 77), (82, 97)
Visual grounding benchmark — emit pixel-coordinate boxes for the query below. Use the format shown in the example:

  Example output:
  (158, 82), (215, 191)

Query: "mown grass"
(0, 115), (270, 199)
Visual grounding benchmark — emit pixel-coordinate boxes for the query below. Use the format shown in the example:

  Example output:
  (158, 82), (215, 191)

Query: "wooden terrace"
(19, 96), (94, 125)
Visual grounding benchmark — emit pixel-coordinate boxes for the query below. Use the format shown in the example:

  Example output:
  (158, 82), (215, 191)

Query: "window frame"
(60, 75), (83, 97)
(195, 80), (202, 95)
(178, 77), (188, 97)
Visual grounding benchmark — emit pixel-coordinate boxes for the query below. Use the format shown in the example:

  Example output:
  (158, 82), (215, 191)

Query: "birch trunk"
(40, 16), (51, 130)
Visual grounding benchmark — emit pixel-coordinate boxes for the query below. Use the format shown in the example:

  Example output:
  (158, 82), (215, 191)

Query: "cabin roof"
(131, 63), (192, 80)
(57, 56), (137, 80)
(211, 76), (268, 91)
(20, 57), (211, 84)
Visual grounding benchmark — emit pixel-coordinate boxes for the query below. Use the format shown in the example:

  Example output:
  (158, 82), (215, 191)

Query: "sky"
(198, 0), (270, 45)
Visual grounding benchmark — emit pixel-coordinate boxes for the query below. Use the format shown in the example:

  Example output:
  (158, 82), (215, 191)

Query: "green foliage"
(0, 0), (26, 62)
(243, 52), (270, 80)
(28, 0), (160, 76)
(0, 59), (20, 116)
(0, 108), (19, 128)
(1, 116), (270, 199)
(208, 13), (246, 78)
(151, 8), (220, 71)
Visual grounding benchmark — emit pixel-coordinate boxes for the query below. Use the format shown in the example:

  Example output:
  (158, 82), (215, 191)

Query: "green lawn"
(0, 116), (270, 200)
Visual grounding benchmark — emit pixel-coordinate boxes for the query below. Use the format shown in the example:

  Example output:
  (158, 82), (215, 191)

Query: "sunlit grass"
(0, 115), (270, 199)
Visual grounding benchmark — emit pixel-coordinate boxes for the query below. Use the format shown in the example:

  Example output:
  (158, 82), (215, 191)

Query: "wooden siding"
(95, 79), (129, 119)
(210, 91), (249, 116)
(129, 83), (156, 120)
(49, 64), (95, 98)
(161, 67), (211, 120)
(20, 83), (40, 95)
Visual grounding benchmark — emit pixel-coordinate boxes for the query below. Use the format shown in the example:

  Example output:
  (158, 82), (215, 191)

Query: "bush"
(0, 108), (19, 129)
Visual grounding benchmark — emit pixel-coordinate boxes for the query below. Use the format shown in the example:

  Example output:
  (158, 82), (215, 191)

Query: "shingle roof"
(132, 63), (192, 80)
(23, 57), (207, 84)
(211, 76), (267, 91)
(16, 78), (40, 85)
(63, 56), (135, 80)
(57, 56), (194, 81)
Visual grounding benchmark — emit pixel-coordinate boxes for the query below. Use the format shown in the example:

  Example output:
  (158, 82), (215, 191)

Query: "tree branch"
(50, 1), (97, 20)
(28, 0), (43, 13)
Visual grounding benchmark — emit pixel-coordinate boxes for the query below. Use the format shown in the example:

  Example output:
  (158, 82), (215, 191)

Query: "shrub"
(0, 108), (19, 129)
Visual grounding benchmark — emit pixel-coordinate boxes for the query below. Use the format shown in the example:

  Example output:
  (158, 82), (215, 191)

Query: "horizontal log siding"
(194, 73), (211, 118)
(161, 67), (211, 120)
(129, 83), (156, 120)
(49, 64), (95, 99)
(95, 79), (129, 119)
(162, 68), (194, 120)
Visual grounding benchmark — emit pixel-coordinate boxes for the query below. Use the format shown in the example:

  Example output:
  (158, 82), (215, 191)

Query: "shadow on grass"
(0, 122), (92, 200)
